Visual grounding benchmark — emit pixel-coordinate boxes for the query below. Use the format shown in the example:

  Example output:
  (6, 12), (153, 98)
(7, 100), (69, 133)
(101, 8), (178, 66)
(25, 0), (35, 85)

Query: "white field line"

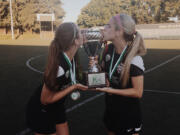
(66, 92), (105, 113)
(18, 54), (180, 135)
(144, 54), (180, 73)
(144, 89), (180, 95)
(25, 54), (180, 112)
(26, 54), (180, 75)
(26, 55), (44, 74)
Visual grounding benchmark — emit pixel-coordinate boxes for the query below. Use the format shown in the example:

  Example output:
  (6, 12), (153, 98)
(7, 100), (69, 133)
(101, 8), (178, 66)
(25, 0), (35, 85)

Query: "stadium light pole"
(9, 0), (14, 40)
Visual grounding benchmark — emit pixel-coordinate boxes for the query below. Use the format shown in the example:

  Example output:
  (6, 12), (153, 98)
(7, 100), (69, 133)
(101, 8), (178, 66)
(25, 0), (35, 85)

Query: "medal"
(106, 54), (111, 62)
(63, 53), (80, 100)
(65, 70), (70, 78)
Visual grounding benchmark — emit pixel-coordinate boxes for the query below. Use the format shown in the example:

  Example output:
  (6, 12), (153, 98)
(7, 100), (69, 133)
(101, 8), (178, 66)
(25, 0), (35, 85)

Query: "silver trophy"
(82, 30), (107, 88)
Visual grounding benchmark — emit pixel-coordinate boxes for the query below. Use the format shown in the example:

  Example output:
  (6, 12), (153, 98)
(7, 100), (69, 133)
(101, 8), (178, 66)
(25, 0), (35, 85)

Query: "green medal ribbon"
(63, 52), (76, 85)
(109, 46), (128, 81)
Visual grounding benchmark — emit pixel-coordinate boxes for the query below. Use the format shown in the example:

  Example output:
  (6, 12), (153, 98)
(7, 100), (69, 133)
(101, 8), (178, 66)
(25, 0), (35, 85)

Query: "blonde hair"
(113, 13), (147, 87)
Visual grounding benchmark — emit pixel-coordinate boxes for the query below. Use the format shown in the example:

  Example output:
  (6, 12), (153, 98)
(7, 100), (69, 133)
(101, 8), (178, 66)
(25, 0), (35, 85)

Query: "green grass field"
(0, 40), (180, 135)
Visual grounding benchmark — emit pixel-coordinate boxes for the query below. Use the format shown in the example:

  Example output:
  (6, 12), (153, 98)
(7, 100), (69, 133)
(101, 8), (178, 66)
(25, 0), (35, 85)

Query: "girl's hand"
(96, 87), (110, 92)
(75, 83), (88, 91)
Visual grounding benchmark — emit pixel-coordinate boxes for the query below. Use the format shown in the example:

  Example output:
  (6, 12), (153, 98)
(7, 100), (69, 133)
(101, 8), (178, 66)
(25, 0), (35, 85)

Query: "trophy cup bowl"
(82, 30), (106, 88)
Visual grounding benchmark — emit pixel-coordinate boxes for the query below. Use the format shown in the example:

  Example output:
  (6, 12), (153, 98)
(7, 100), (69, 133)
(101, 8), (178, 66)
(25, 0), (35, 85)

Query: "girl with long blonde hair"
(96, 13), (146, 135)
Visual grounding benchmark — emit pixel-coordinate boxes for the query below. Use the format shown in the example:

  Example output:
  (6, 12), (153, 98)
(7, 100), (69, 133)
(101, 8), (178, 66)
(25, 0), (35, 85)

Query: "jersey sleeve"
(130, 56), (145, 77)
(57, 66), (65, 78)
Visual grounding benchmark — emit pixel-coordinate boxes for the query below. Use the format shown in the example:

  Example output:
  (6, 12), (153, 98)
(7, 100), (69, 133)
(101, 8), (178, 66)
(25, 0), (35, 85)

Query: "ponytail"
(121, 32), (146, 87)
(43, 40), (61, 91)
(112, 13), (146, 87)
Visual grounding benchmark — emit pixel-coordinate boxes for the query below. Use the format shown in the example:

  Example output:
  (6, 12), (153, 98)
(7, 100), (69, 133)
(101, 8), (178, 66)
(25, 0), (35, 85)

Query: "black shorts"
(104, 112), (142, 135)
(104, 94), (142, 135)
(26, 97), (67, 134)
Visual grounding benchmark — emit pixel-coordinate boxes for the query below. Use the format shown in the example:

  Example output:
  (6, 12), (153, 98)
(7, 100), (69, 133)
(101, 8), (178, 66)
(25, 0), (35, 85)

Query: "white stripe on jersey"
(131, 56), (145, 71)
(57, 66), (65, 77)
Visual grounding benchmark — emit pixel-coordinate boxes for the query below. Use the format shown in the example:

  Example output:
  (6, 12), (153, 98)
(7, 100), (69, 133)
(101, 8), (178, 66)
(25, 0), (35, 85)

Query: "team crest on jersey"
(65, 70), (70, 78)
(117, 63), (124, 74)
(105, 54), (111, 62)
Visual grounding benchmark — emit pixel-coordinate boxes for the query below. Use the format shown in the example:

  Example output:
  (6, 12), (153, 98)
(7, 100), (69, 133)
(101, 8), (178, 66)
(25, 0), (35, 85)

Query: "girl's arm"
(41, 83), (88, 105)
(96, 75), (144, 98)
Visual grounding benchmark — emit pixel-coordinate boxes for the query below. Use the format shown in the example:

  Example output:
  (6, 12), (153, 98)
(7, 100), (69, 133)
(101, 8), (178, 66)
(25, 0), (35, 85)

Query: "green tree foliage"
(77, 0), (127, 28)
(77, 0), (180, 27)
(0, 0), (65, 32)
(159, 0), (180, 22)
(0, 1), (10, 27)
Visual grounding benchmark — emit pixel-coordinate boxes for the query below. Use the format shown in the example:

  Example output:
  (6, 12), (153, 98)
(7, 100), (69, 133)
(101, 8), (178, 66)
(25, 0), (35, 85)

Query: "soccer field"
(0, 40), (180, 135)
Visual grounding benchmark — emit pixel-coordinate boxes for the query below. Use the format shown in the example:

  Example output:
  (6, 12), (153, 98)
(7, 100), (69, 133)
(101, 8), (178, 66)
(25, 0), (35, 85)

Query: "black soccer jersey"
(26, 52), (73, 134)
(102, 44), (145, 134)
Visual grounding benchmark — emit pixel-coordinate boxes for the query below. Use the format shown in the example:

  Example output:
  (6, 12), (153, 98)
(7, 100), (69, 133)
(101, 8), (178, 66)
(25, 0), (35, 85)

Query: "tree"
(0, 1), (11, 29)
(77, 0), (127, 28)
(0, 0), (65, 33)
(14, 0), (65, 32)
(77, 0), (180, 27)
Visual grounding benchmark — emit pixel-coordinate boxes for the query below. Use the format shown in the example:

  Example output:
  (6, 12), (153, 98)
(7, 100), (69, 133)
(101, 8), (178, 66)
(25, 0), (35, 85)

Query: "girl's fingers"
(96, 88), (104, 91)
(77, 84), (88, 90)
